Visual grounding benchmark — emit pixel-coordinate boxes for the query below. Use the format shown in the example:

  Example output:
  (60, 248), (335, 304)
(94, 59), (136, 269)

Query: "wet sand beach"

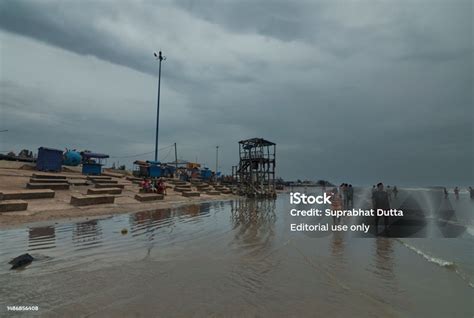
(1, 188), (473, 317)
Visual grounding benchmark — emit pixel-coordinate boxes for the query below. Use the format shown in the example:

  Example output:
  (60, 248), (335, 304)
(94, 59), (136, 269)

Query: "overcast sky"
(0, 0), (472, 186)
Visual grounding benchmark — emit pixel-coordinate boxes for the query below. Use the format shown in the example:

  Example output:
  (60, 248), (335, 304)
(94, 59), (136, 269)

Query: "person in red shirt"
(140, 178), (152, 192)
(156, 178), (167, 195)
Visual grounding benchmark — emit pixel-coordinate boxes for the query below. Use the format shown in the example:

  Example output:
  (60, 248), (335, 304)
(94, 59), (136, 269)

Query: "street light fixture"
(153, 51), (166, 162)
(215, 145), (219, 174)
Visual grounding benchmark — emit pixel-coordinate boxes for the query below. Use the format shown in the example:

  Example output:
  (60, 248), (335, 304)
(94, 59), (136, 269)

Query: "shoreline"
(0, 195), (238, 230)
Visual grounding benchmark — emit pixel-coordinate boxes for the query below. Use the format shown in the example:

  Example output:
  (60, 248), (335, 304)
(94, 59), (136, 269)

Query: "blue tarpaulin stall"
(201, 168), (212, 180)
(36, 147), (63, 172)
(162, 165), (176, 177)
(81, 152), (109, 175)
(146, 161), (162, 178)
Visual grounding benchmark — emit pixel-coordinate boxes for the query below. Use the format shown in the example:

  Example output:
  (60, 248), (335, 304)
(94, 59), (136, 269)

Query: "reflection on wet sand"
(129, 203), (212, 234)
(29, 226), (56, 250)
(374, 238), (395, 282)
(328, 232), (347, 283)
(330, 232), (345, 259)
(130, 209), (173, 231)
(228, 199), (277, 297)
(73, 220), (103, 248)
(230, 199), (276, 253)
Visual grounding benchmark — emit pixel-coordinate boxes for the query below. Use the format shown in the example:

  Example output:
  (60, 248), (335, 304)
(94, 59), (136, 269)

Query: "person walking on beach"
(454, 187), (459, 200)
(347, 184), (354, 207)
(371, 185), (377, 206)
(444, 187), (449, 199)
(330, 188), (343, 224)
(373, 182), (390, 235)
(342, 183), (349, 208)
(386, 185), (392, 201)
(469, 187), (474, 199)
(393, 186), (398, 198)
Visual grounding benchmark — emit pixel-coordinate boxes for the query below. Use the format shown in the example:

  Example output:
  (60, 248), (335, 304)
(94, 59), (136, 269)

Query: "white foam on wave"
(397, 240), (455, 268)
(396, 239), (474, 288)
(466, 226), (474, 237)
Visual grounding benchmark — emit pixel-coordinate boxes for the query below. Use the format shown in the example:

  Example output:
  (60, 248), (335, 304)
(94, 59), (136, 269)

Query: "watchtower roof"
(238, 138), (275, 147)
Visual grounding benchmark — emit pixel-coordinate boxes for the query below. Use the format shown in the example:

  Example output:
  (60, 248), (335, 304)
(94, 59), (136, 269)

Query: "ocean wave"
(395, 239), (473, 288)
(396, 239), (455, 268)
(467, 226), (474, 237)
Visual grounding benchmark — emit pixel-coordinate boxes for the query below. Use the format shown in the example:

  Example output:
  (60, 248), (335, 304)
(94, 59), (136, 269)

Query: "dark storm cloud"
(0, 1), (172, 77)
(0, 0), (472, 185)
(175, 0), (309, 42)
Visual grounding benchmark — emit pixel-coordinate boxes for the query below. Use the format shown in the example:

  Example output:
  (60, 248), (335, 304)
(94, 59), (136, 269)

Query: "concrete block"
(182, 191), (200, 197)
(87, 188), (122, 195)
(134, 193), (164, 202)
(32, 173), (66, 179)
(29, 178), (68, 183)
(1, 189), (55, 200)
(27, 183), (70, 190)
(0, 200), (28, 212)
(68, 180), (89, 186)
(70, 195), (115, 206)
(174, 187), (192, 192)
(87, 176), (112, 180)
(92, 179), (118, 184)
(95, 183), (125, 189)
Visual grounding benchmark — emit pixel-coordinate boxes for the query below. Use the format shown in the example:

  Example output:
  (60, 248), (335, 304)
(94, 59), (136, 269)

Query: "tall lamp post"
(215, 146), (219, 174)
(153, 51), (165, 162)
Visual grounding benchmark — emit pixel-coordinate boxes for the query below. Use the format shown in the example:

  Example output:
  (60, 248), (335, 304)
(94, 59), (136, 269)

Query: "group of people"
(328, 183), (354, 222)
(339, 183), (354, 208)
(444, 187), (473, 200)
(372, 184), (398, 200)
(140, 178), (167, 195)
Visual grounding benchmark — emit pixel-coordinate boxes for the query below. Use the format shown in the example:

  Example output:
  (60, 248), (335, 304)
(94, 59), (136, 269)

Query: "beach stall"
(133, 160), (148, 177)
(133, 160), (163, 178)
(147, 161), (162, 178)
(161, 165), (176, 178)
(36, 147), (63, 172)
(81, 152), (109, 175)
(201, 168), (212, 181)
(186, 162), (201, 170)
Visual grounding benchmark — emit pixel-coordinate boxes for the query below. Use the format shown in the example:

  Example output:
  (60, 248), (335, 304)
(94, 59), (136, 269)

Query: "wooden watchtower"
(237, 138), (276, 198)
